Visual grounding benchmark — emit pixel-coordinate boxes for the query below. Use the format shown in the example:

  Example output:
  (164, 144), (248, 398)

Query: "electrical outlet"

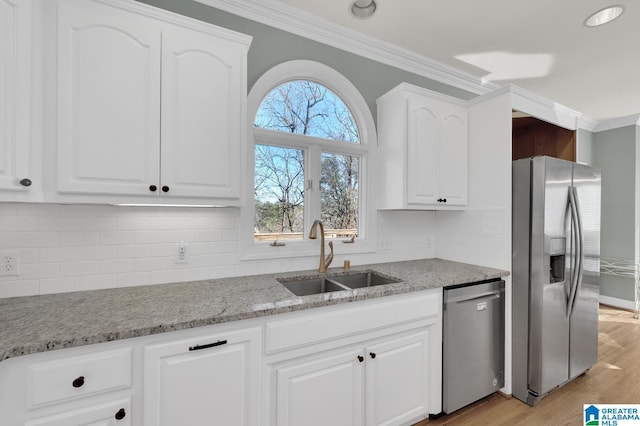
(175, 243), (189, 264)
(380, 238), (391, 250)
(425, 236), (432, 248)
(0, 252), (19, 277)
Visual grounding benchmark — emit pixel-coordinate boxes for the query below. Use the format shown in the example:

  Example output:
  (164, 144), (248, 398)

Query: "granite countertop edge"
(0, 258), (509, 362)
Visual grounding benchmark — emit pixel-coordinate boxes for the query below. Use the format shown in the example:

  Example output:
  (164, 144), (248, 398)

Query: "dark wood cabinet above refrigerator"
(512, 116), (576, 162)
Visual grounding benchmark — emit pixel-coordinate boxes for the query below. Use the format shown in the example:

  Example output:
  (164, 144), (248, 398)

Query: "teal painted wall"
(592, 125), (638, 301)
(136, 0), (475, 120)
(577, 128), (594, 165)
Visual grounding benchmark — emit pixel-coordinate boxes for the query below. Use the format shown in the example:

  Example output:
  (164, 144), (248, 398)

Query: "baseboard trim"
(599, 295), (635, 311)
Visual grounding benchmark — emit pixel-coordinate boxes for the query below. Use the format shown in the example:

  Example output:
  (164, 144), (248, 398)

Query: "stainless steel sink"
(330, 271), (400, 289)
(277, 271), (401, 296)
(278, 277), (350, 296)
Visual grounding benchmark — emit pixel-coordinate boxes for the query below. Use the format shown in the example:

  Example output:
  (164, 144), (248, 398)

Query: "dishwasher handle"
(446, 290), (502, 305)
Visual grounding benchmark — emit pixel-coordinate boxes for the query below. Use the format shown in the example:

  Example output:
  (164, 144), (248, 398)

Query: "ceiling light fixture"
(350, 0), (377, 19)
(584, 5), (624, 27)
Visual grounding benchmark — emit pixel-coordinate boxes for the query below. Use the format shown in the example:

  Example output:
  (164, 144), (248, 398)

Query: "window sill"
(240, 238), (376, 261)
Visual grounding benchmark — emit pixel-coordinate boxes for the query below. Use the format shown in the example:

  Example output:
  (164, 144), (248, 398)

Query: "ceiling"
(274, 0), (639, 122)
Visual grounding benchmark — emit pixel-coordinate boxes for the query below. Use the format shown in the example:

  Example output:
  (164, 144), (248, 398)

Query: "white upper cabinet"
(377, 83), (468, 210)
(54, 0), (161, 198)
(47, 0), (251, 204)
(0, 0), (37, 199)
(160, 28), (244, 200)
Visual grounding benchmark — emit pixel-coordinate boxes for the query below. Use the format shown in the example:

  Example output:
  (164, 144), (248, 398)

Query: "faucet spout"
(309, 219), (334, 273)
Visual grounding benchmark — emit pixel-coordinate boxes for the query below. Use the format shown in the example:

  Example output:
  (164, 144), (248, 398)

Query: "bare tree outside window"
(254, 80), (360, 241)
(321, 153), (359, 232)
(254, 145), (304, 236)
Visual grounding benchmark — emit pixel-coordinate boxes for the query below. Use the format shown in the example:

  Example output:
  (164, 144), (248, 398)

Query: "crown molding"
(194, 0), (640, 131)
(577, 116), (599, 132)
(195, 0), (500, 96)
(509, 85), (581, 130)
(592, 114), (640, 132)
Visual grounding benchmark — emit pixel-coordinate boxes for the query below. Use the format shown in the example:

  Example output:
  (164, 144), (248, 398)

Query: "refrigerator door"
(528, 157), (572, 397)
(569, 163), (600, 378)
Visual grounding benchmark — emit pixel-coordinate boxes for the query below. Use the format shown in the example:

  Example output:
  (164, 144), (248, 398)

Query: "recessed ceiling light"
(350, 0), (377, 19)
(584, 5), (624, 27)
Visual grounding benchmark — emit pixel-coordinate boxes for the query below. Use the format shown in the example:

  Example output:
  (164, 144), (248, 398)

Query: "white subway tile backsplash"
(59, 231), (99, 247)
(79, 274), (116, 291)
(117, 245), (152, 259)
(0, 215), (38, 232)
(59, 261), (100, 277)
(98, 259), (135, 274)
(0, 203), (443, 298)
(117, 215), (155, 231)
(116, 271), (150, 287)
(149, 269), (184, 284)
(99, 231), (137, 246)
(39, 277), (81, 294)
(0, 279), (39, 297)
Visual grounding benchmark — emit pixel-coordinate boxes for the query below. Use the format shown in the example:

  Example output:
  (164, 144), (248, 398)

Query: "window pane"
(320, 153), (359, 238)
(255, 80), (359, 143)
(254, 145), (305, 241)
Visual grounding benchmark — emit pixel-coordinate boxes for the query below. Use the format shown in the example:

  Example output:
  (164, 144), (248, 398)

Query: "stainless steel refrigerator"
(512, 156), (600, 406)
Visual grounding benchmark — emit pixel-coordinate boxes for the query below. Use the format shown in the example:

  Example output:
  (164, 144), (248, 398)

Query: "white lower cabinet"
(0, 344), (134, 426)
(272, 329), (432, 426)
(275, 348), (365, 426)
(365, 331), (430, 426)
(265, 290), (442, 426)
(143, 326), (261, 426)
(0, 290), (442, 426)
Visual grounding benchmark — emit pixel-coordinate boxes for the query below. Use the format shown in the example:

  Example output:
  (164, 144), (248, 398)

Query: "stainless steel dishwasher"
(442, 279), (505, 413)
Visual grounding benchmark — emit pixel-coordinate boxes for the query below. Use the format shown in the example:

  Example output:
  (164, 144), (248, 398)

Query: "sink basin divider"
(324, 278), (351, 291)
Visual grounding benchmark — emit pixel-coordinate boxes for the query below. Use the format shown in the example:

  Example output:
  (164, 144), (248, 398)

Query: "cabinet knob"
(72, 376), (85, 388)
(149, 185), (158, 192)
(437, 198), (447, 203)
(357, 355), (364, 363)
(115, 408), (126, 420)
(161, 185), (170, 193)
(19, 178), (32, 187)
(369, 352), (376, 359)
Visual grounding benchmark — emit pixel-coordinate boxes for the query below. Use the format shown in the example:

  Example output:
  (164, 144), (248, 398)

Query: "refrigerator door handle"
(568, 186), (585, 317)
(566, 187), (579, 316)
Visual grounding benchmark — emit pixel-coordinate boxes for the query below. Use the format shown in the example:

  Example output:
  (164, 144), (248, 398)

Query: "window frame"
(241, 60), (377, 261)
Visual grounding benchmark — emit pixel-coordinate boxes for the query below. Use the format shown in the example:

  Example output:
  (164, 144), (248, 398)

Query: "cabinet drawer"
(266, 291), (440, 354)
(27, 347), (132, 408)
(25, 398), (131, 426)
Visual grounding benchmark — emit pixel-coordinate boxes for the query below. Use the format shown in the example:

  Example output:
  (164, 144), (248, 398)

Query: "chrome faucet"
(309, 219), (334, 273)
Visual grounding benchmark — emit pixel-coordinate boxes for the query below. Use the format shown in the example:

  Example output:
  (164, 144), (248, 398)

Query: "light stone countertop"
(0, 258), (508, 362)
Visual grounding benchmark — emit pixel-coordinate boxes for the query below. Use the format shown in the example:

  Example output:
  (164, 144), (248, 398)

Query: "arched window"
(245, 61), (376, 256)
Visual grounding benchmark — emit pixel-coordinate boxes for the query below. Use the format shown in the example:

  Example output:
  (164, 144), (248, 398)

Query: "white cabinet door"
(275, 349), (365, 426)
(51, 0), (250, 203)
(436, 102), (467, 206)
(405, 94), (467, 207)
(0, 0), (33, 194)
(365, 331), (430, 426)
(377, 83), (468, 210)
(406, 98), (439, 205)
(160, 28), (244, 200)
(144, 327), (261, 426)
(55, 0), (161, 196)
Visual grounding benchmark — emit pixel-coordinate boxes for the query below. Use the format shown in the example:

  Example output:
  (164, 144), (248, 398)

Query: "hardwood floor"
(415, 305), (640, 425)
